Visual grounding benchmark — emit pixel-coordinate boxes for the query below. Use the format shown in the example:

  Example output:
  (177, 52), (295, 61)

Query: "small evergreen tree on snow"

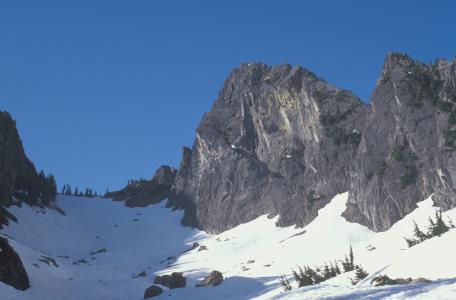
(428, 211), (450, 237)
(305, 266), (324, 284)
(323, 263), (332, 280)
(279, 275), (292, 291)
(293, 266), (313, 287)
(74, 187), (79, 196)
(332, 262), (339, 276)
(405, 212), (454, 247)
(289, 247), (368, 290)
(342, 246), (355, 272)
(351, 265), (369, 285)
(333, 261), (341, 275)
(405, 221), (428, 247)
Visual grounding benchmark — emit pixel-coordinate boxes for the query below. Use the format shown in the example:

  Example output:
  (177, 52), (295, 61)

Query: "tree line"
(60, 184), (100, 198)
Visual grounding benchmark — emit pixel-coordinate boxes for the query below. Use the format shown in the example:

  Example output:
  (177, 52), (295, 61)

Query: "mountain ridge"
(113, 52), (456, 234)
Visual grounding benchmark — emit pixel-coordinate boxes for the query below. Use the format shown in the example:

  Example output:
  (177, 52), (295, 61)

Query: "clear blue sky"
(1, 1), (455, 193)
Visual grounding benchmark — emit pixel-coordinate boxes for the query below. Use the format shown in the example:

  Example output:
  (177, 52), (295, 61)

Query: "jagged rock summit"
(116, 52), (456, 234)
(169, 62), (367, 233)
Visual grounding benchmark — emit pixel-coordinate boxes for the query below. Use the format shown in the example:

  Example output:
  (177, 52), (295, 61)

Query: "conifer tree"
(293, 266), (313, 287)
(351, 265), (369, 285)
(342, 246), (355, 272)
(405, 221), (427, 247)
(65, 185), (72, 195)
(279, 276), (292, 291)
(323, 264), (331, 280)
(431, 211), (449, 236)
(334, 261), (341, 274)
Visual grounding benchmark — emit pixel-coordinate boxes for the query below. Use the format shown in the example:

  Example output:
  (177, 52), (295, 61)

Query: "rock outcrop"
(0, 111), (56, 227)
(107, 165), (177, 207)
(0, 237), (30, 291)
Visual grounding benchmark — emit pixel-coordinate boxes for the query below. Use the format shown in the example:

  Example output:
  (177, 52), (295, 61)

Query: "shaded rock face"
(344, 53), (456, 231)
(169, 53), (456, 234)
(170, 63), (367, 233)
(0, 237), (30, 291)
(107, 165), (177, 207)
(0, 111), (46, 227)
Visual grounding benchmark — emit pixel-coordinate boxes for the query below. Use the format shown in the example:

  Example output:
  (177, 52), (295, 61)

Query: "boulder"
(0, 237), (30, 290)
(371, 275), (431, 287)
(144, 285), (163, 298)
(153, 272), (186, 289)
(196, 270), (224, 287)
(198, 245), (208, 251)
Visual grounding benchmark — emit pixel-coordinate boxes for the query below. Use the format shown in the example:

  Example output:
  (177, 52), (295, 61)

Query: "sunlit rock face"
(170, 63), (367, 233)
(345, 53), (456, 231)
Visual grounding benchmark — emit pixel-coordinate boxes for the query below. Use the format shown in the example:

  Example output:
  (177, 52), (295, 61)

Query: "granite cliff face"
(344, 53), (456, 231)
(169, 63), (368, 233)
(118, 53), (456, 234)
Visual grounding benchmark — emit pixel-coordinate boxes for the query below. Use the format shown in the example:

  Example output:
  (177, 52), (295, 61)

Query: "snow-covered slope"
(1, 194), (456, 299)
(0, 195), (205, 300)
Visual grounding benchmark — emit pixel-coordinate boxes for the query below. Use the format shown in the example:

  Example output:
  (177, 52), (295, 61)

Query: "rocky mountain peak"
(152, 165), (177, 186)
(169, 60), (367, 233)
(111, 52), (456, 235)
(382, 52), (415, 74)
